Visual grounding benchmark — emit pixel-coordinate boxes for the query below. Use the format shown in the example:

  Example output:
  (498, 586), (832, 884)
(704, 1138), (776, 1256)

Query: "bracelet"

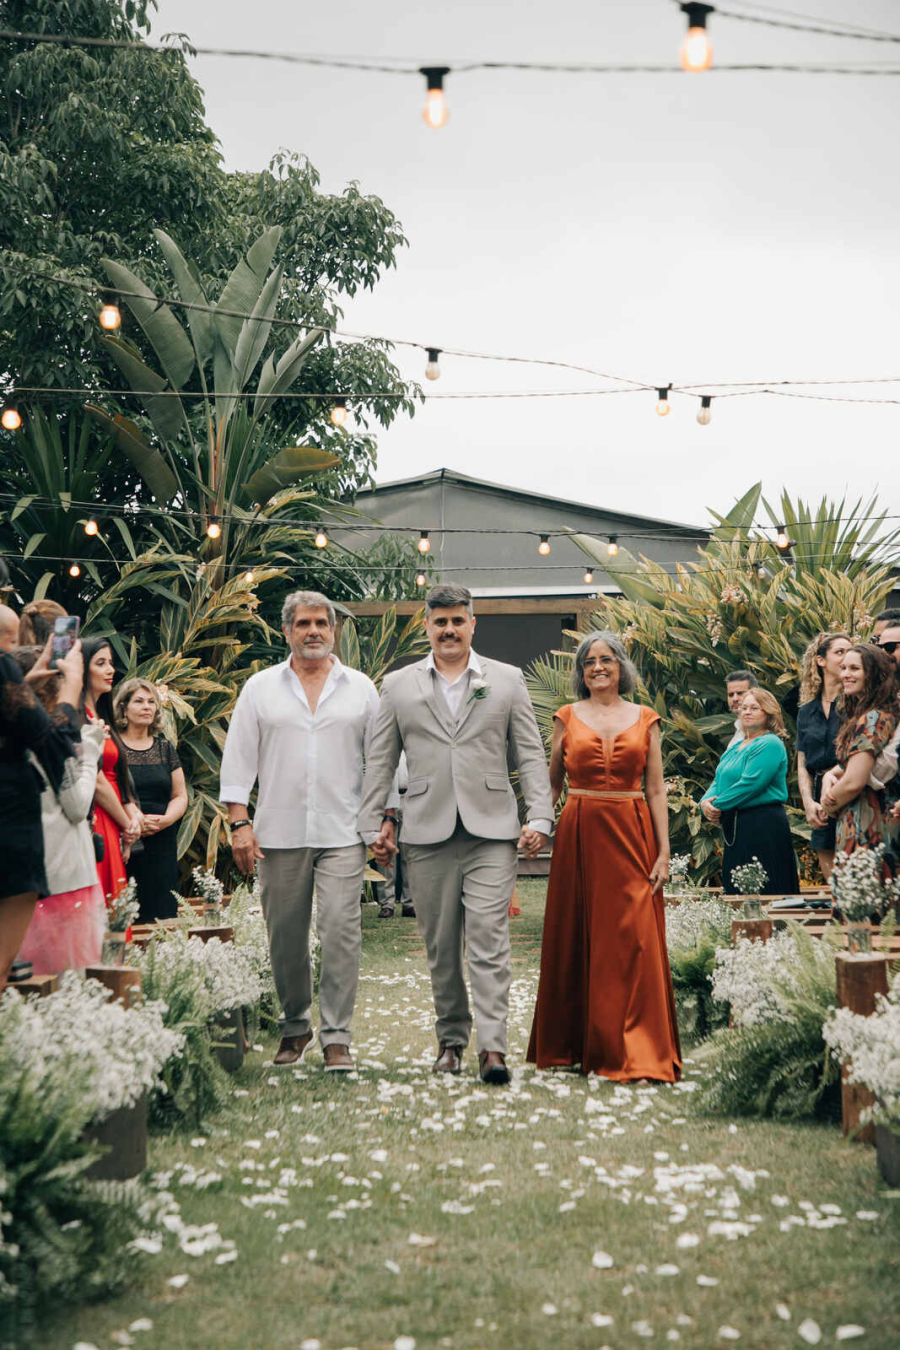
(382, 814), (396, 825)
(230, 819), (252, 832)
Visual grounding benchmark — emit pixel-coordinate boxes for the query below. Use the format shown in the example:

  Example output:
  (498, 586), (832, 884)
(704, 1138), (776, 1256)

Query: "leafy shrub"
(665, 897), (734, 1042)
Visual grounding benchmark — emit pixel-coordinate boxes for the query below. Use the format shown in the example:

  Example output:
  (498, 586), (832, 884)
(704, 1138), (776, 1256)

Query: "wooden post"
(835, 953), (890, 1145)
(10, 973), (58, 998)
(86, 965), (142, 1008)
(731, 918), (773, 944)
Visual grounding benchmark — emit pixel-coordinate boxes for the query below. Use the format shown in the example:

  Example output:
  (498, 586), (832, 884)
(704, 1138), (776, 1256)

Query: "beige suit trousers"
(403, 819), (518, 1053)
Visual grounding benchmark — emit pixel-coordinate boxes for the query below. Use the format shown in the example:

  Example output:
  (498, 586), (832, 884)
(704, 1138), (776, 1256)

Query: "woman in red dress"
(527, 630), (681, 1082)
(80, 638), (142, 903)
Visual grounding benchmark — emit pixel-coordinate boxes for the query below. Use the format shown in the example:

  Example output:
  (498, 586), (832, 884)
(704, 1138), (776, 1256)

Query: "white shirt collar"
(425, 649), (483, 681)
(281, 653), (348, 683)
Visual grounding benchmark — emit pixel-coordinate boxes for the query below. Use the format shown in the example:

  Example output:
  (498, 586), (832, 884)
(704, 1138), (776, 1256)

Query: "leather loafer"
(478, 1050), (511, 1085)
(273, 1030), (314, 1066)
(323, 1043), (355, 1072)
(432, 1043), (464, 1074)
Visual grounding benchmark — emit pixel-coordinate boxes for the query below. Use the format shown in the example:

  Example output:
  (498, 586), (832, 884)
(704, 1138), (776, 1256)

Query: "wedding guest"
(527, 630), (680, 1082)
(14, 646), (107, 974)
(80, 637), (142, 903)
(871, 608), (900, 641)
(701, 687), (799, 894)
(822, 644), (899, 855)
(115, 678), (187, 922)
(376, 751), (415, 919)
(796, 632), (850, 881)
(0, 634), (83, 993)
(725, 669), (758, 749)
(18, 598), (66, 646)
(221, 590), (383, 1072)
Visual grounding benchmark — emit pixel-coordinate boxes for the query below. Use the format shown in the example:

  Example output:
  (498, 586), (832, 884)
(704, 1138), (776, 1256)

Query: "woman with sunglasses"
(796, 632), (850, 880)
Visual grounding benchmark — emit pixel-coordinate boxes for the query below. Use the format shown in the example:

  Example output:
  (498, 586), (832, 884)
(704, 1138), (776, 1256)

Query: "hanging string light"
(697, 395), (713, 425)
(206, 520), (222, 540)
(314, 526), (329, 549)
(607, 535), (619, 557)
(655, 385), (672, 417)
(1, 403), (22, 431)
(584, 568), (594, 584)
(415, 570), (427, 587)
(244, 570), (255, 583)
(420, 66), (450, 128)
(775, 525), (790, 549)
(330, 398), (348, 427)
(84, 518), (99, 536)
(418, 530), (431, 553)
(538, 534), (551, 556)
(425, 348), (442, 381)
(68, 563), (81, 578)
(680, 3), (714, 72)
(98, 303), (122, 331)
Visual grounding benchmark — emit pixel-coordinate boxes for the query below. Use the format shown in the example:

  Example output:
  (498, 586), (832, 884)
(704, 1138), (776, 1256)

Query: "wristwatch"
(231, 819), (252, 832)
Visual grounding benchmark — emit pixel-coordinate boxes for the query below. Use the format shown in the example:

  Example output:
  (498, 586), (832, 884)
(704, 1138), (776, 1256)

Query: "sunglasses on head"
(878, 640), (900, 654)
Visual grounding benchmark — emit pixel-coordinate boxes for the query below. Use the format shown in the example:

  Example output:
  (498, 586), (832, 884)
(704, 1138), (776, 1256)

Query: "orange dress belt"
(568, 788), (645, 801)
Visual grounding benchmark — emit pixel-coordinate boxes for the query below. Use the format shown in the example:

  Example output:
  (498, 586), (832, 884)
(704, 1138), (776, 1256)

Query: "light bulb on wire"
(98, 303), (122, 331)
(84, 518), (99, 536)
(314, 527), (329, 549)
(697, 395), (713, 426)
(330, 398), (348, 427)
(775, 526), (790, 550)
(425, 348), (442, 381)
(418, 530), (431, 554)
(584, 569), (594, 585)
(420, 66), (450, 128)
(1, 404), (22, 432)
(244, 571), (255, 584)
(415, 571), (427, 587)
(206, 520), (222, 540)
(680, 3), (714, 72)
(655, 385), (672, 417)
(607, 535), (619, 557)
(538, 534), (551, 556)
(68, 563), (81, 578)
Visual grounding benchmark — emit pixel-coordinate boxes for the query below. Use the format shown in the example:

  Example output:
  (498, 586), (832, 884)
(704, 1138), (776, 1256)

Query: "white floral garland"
(710, 926), (836, 1029)
(136, 933), (262, 1015)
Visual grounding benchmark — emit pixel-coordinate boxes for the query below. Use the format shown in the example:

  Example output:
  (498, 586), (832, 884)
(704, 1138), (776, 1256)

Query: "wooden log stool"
(9, 972), (59, 998)
(835, 953), (890, 1146)
(85, 964), (142, 1009)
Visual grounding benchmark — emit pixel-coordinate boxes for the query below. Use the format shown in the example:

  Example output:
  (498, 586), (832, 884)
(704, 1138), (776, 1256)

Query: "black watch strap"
(231, 819), (252, 831)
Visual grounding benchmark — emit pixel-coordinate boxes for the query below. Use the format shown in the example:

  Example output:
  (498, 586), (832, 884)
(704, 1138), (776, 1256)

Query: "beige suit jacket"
(358, 654), (553, 845)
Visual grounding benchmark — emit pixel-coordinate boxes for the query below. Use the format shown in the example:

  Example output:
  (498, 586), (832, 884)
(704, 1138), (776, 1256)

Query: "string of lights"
(714, 7), (900, 42)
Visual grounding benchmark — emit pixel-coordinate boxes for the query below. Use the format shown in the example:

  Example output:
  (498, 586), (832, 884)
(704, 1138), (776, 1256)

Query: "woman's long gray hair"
(572, 630), (638, 699)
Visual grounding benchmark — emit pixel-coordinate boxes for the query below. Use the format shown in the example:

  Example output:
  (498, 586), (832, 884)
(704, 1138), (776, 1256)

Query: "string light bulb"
(418, 530), (431, 554)
(655, 385), (672, 417)
(314, 526), (329, 549)
(244, 571), (255, 583)
(98, 303), (122, 330)
(775, 526), (790, 550)
(584, 569), (594, 585)
(680, 3), (714, 73)
(206, 520), (222, 540)
(607, 535), (619, 557)
(415, 571), (427, 587)
(330, 398), (348, 427)
(1, 404), (22, 431)
(538, 534), (551, 556)
(420, 66), (450, 128)
(697, 395), (713, 426)
(84, 518), (99, 536)
(424, 348), (442, 381)
(68, 563), (81, 578)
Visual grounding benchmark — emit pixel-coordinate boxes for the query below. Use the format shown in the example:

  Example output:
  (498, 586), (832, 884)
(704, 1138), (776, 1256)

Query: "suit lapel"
(454, 655), (486, 735)
(415, 662), (454, 738)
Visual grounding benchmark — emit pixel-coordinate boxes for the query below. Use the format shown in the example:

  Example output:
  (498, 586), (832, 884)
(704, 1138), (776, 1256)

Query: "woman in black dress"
(796, 631), (850, 881)
(114, 678), (188, 922)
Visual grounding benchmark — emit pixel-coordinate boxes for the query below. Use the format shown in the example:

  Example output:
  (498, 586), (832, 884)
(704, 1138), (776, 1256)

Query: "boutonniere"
(467, 676), (490, 704)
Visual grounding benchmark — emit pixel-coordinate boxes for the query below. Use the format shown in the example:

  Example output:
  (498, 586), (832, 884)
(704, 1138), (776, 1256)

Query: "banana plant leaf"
(101, 258), (195, 389)
(243, 446), (340, 505)
(85, 405), (179, 502)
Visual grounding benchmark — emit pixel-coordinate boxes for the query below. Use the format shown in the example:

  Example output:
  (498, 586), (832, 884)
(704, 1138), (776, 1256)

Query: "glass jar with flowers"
(101, 878), (140, 965)
(730, 858), (769, 919)
(829, 844), (898, 954)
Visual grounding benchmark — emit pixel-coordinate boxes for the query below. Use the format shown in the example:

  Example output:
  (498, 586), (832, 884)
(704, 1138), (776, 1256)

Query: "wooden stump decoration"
(875, 1126), (900, 1187)
(731, 918), (773, 945)
(211, 1007), (245, 1073)
(9, 972), (59, 998)
(83, 1092), (148, 1180)
(86, 964), (142, 1009)
(835, 953), (890, 1145)
(188, 925), (234, 945)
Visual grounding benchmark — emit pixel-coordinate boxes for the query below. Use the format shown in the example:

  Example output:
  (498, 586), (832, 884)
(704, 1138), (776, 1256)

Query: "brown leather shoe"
(323, 1043), (355, 1072)
(273, 1030), (314, 1066)
(432, 1043), (464, 1075)
(478, 1050), (511, 1085)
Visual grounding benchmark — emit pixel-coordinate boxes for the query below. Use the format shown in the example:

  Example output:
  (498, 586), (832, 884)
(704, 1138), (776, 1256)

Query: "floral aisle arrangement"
(227, 878), (280, 1028)
(664, 896), (733, 1041)
(101, 877), (140, 965)
(730, 858), (769, 918)
(193, 865), (225, 925)
(829, 844), (899, 953)
(664, 853), (703, 898)
(697, 922), (842, 1120)
(0, 976), (181, 1332)
(824, 969), (900, 1140)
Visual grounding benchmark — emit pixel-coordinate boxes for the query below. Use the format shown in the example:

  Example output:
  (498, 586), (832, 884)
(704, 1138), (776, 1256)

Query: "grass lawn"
(31, 880), (900, 1350)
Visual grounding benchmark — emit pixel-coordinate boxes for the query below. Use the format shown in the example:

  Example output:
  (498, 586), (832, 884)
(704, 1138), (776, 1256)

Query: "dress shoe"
(401, 902), (416, 918)
(273, 1030), (314, 1066)
(478, 1050), (511, 1085)
(378, 904), (395, 918)
(432, 1043), (464, 1075)
(323, 1043), (355, 1072)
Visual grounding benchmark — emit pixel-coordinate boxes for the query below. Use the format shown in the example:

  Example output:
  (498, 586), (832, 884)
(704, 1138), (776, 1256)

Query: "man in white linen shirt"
(220, 590), (379, 1072)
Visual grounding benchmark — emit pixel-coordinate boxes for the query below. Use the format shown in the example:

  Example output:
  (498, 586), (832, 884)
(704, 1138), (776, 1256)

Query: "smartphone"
(50, 615), (80, 668)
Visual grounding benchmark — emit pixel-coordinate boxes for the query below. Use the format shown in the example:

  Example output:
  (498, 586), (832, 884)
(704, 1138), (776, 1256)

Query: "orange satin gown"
(527, 703), (682, 1082)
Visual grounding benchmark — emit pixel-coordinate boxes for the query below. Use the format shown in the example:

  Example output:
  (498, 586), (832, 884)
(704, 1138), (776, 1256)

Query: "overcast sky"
(153, 0), (900, 534)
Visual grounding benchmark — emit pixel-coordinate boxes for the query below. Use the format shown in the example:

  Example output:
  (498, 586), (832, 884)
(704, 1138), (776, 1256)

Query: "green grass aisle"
(35, 882), (900, 1350)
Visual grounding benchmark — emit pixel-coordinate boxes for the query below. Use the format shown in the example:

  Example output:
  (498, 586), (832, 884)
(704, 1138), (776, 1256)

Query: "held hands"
(700, 797), (721, 824)
(123, 804), (144, 847)
(141, 814), (166, 836)
(372, 818), (398, 866)
(648, 854), (670, 894)
(805, 801), (828, 829)
(232, 823), (265, 876)
(518, 826), (548, 859)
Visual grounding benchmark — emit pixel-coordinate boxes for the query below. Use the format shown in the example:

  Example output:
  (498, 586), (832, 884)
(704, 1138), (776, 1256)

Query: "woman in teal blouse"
(701, 687), (799, 895)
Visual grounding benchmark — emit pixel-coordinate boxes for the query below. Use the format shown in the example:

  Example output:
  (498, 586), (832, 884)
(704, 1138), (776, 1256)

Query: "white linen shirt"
(220, 656), (381, 849)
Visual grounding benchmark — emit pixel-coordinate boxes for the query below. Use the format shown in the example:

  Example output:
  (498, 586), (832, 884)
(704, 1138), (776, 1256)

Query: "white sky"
(152, 0), (900, 530)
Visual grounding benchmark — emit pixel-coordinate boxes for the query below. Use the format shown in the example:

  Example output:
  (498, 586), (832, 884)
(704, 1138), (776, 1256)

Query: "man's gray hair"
(281, 590), (336, 630)
(573, 629), (638, 699)
(425, 584), (473, 615)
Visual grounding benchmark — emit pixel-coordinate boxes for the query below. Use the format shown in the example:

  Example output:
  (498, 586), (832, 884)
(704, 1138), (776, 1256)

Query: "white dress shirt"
(220, 656), (381, 849)
(425, 649), (552, 837)
(726, 719), (745, 751)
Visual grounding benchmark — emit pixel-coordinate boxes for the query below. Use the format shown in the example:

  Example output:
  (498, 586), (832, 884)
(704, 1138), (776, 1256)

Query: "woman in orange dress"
(527, 630), (681, 1082)
(80, 638), (142, 904)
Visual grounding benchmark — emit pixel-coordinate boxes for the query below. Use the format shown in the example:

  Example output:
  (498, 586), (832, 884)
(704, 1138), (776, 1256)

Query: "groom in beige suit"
(359, 584), (553, 1084)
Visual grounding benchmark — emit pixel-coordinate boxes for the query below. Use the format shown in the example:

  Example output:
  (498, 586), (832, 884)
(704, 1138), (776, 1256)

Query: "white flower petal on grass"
(697, 1275), (719, 1287)
(835, 1327), (866, 1341)
(717, 1328), (741, 1341)
(300, 1341), (321, 1350)
(394, 1338), (416, 1350)
(775, 1303), (791, 1321)
(110, 1334), (134, 1347)
(129, 1236), (162, 1255)
(408, 1232), (437, 1247)
(676, 1233), (700, 1249)
(214, 1250), (238, 1265)
(128, 1321), (153, 1333)
(856, 1211), (879, 1221)
(73, 1344), (101, 1350)
(385, 1259), (401, 1274)
(632, 1320), (654, 1338)
(667, 1333), (681, 1342)
(797, 1320), (822, 1344)
(592, 1250), (614, 1269)
(590, 1314), (614, 1327)
(542, 1303), (559, 1316)
(771, 1195), (790, 1207)
(656, 1264), (680, 1276)
(370, 1149), (388, 1163)
(166, 1274), (189, 1289)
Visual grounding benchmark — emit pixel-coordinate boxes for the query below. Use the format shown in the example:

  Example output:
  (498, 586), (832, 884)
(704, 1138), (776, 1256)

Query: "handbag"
(93, 831), (105, 862)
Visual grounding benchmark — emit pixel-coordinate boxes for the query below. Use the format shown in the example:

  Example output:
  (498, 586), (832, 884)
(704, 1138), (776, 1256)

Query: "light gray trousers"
(403, 820), (518, 1053)
(257, 843), (366, 1045)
